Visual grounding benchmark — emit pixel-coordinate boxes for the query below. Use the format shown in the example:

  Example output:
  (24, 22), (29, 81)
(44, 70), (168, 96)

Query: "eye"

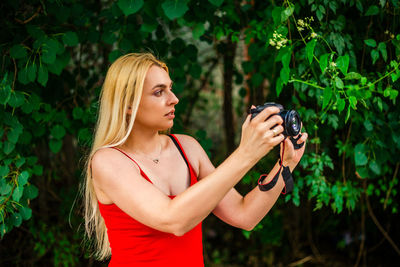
(154, 89), (163, 96)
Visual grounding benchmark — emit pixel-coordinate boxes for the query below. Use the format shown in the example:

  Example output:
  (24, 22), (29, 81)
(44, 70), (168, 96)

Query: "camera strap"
(258, 140), (294, 194)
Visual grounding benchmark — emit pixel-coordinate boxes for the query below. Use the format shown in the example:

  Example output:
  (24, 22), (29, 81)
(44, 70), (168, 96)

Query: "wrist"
(236, 146), (259, 166)
(281, 159), (296, 172)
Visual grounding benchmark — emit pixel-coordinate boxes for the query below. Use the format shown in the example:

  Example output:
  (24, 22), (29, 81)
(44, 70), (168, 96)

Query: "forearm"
(235, 161), (286, 230)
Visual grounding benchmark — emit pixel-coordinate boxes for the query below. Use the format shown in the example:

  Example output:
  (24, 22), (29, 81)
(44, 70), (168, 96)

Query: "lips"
(165, 110), (175, 116)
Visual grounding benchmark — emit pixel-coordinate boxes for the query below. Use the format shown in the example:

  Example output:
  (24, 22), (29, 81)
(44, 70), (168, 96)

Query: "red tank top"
(98, 134), (204, 266)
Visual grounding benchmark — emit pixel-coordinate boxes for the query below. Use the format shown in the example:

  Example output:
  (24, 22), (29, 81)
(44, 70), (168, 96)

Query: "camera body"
(250, 102), (301, 137)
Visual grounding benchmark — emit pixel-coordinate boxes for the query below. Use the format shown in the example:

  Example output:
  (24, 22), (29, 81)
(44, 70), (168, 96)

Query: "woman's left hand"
(281, 131), (308, 171)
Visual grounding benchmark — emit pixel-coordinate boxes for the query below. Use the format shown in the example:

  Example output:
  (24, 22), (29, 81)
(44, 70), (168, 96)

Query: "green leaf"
(356, 167), (368, 178)
(11, 212), (22, 227)
(62, 31), (79, 46)
(17, 171), (29, 187)
(364, 39), (376, 47)
(276, 77), (283, 97)
(15, 157), (26, 168)
(337, 97), (345, 112)
(141, 22), (158, 33)
(371, 49), (379, 64)
(319, 53), (329, 72)
(7, 128), (21, 144)
(27, 63), (37, 82)
(41, 39), (60, 65)
(377, 42), (387, 62)
(193, 23), (205, 40)
(189, 64), (201, 79)
(281, 52), (291, 69)
(37, 65), (48, 86)
(369, 161), (381, 175)
(364, 120), (373, 131)
(20, 206), (32, 220)
(162, 0), (189, 20)
(72, 107), (84, 120)
(117, 0), (144, 16)
(280, 67), (289, 84)
(10, 44), (27, 59)
(336, 54), (349, 75)
(272, 7), (283, 25)
(0, 165), (10, 178)
(334, 77), (344, 89)
(3, 141), (15, 155)
(0, 183), (12, 195)
(24, 184), (38, 199)
(208, 0), (223, 6)
(354, 144), (368, 166)
(252, 73), (263, 87)
(345, 72), (362, 80)
(17, 67), (29, 85)
(365, 5), (379, 16)
(345, 105), (351, 123)
(390, 90), (398, 100)
(51, 125), (66, 139)
(0, 83), (11, 105)
(49, 139), (63, 153)
(282, 6), (294, 21)
(12, 186), (23, 202)
(327, 114), (339, 129)
(8, 91), (25, 108)
(306, 39), (317, 64)
(349, 96), (357, 109)
(32, 165), (43, 176)
(322, 86), (332, 109)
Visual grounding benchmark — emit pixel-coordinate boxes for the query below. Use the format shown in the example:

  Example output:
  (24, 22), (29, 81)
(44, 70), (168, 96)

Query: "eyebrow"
(151, 81), (173, 90)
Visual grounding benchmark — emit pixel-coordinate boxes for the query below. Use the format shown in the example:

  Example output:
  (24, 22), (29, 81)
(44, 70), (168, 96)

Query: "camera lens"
(284, 110), (301, 136)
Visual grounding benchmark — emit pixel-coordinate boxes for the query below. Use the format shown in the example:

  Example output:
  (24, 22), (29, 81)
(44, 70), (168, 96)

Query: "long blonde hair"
(83, 53), (168, 259)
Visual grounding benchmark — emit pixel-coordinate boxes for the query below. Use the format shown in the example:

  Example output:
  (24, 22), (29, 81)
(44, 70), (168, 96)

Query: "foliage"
(1, 0), (399, 266)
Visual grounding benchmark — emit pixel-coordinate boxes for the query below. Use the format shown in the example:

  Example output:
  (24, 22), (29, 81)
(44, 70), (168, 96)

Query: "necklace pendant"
(153, 159), (159, 164)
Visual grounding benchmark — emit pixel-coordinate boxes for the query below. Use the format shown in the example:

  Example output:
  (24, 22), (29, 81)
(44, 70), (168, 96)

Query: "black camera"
(249, 102), (301, 137)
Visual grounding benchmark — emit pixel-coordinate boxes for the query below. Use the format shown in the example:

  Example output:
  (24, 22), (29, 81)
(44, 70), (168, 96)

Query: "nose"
(168, 90), (179, 105)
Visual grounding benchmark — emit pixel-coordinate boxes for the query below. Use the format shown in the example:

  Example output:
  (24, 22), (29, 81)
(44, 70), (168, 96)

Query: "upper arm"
(172, 134), (215, 180)
(91, 148), (176, 233)
(174, 135), (246, 227)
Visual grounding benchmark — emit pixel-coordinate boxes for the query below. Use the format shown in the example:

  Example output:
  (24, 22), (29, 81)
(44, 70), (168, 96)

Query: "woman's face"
(134, 65), (179, 131)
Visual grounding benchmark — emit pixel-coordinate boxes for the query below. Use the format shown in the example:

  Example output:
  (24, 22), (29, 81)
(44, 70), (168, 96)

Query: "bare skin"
(91, 65), (308, 236)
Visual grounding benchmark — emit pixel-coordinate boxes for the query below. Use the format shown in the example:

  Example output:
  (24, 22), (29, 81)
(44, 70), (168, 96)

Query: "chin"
(158, 122), (173, 132)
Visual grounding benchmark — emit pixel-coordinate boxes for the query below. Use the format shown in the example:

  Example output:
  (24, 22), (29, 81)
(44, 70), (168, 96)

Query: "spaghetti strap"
(110, 147), (153, 184)
(167, 134), (197, 184)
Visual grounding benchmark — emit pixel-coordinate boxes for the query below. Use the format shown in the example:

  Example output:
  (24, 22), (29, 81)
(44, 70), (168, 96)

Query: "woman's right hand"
(238, 106), (285, 162)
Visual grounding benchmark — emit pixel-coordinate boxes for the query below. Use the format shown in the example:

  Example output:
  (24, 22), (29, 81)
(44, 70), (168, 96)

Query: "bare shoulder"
(172, 134), (215, 179)
(172, 134), (202, 150)
(91, 147), (139, 183)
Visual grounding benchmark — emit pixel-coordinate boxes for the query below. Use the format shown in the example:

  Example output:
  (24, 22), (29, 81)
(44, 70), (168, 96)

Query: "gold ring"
(272, 128), (278, 136)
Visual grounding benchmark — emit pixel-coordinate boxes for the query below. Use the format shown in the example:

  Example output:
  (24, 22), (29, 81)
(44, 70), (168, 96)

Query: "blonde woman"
(84, 53), (308, 266)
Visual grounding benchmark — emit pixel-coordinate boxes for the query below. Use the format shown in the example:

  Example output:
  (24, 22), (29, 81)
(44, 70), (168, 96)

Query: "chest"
(137, 152), (192, 196)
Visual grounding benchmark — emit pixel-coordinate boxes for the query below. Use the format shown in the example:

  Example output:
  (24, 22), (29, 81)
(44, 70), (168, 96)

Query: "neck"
(122, 124), (164, 155)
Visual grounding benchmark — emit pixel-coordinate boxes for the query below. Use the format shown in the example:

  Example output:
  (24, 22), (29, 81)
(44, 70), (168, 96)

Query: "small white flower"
(330, 62), (337, 68)
(269, 39), (276, 46)
(298, 19), (305, 27)
(311, 32), (318, 38)
(297, 26), (304, 32)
